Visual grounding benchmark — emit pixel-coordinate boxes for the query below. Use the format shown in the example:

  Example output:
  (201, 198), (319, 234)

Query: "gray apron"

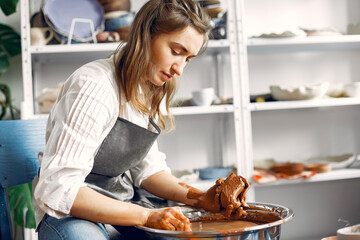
(85, 117), (161, 208)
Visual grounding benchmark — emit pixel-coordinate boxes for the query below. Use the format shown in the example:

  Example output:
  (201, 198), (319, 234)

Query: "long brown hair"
(114, 0), (211, 131)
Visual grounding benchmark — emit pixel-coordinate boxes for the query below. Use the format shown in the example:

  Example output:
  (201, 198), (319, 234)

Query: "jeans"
(38, 214), (109, 240)
(37, 214), (146, 240)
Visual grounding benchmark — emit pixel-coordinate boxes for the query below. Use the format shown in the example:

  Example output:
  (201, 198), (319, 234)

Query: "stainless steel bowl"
(135, 202), (294, 240)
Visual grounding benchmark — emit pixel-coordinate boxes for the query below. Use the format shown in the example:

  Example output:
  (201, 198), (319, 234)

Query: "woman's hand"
(189, 179), (224, 213)
(144, 206), (191, 231)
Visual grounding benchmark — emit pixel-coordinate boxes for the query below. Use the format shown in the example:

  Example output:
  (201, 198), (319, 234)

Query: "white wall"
(0, 4), (23, 117)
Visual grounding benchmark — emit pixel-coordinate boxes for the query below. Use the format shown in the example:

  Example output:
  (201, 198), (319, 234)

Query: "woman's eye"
(172, 49), (180, 55)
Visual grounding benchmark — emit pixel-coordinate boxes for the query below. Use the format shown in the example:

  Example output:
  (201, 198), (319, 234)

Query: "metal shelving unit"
(240, 0), (360, 238)
(235, 0), (360, 184)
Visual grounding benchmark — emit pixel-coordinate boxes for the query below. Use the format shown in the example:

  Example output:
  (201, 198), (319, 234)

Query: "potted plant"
(1, 0), (37, 231)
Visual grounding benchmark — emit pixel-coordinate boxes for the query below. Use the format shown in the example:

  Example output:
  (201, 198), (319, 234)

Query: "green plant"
(0, 0), (18, 16)
(0, 0), (36, 230)
(0, 0), (21, 76)
(0, 23), (21, 75)
(0, 0), (21, 119)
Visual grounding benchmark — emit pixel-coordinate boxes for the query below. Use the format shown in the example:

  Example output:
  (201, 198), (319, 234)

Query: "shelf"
(250, 97), (360, 111)
(254, 168), (360, 188)
(29, 105), (234, 119)
(170, 104), (234, 116)
(30, 42), (119, 54)
(189, 179), (216, 191)
(247, 35), (360, 53)
(188, 168), (360, 192)
(30, 39), (230, 62)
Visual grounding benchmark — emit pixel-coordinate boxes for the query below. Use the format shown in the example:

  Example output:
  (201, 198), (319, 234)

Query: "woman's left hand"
(144, 206), (191, 231)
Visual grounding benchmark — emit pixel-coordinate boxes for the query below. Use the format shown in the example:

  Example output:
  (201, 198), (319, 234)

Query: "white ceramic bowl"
(344, 82), (360, 97)
(270, 82), (329, 101)
(326, 82), (345, 97)
(337, 224), (360, 240)
(191, 88), (215, 106)
(305, 153), (357, 169)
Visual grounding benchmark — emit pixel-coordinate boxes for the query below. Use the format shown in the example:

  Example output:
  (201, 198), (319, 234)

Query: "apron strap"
(149, 118), (161, 134)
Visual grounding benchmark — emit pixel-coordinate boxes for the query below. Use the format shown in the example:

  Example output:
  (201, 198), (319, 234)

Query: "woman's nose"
(171, 61), (186, 76)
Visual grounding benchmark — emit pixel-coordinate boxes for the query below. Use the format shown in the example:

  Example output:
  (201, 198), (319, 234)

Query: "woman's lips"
(162, 72), (173, 82)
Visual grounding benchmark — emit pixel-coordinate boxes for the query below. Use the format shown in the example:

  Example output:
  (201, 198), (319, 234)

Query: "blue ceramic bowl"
(197, 167), (232, 180)
(105, 12), (134, 31)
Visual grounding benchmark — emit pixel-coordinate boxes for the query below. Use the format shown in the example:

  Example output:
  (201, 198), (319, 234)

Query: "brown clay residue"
(190, 219), (259, 234)
(189, 208), (281, 235)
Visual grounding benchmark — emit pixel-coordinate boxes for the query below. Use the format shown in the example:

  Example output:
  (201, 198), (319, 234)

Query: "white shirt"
(33, 56), (170, 226)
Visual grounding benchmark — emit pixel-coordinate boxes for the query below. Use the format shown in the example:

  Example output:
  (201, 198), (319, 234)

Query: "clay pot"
(272, 163), (304, 176)
(115, 26), (131, 40)
(30, 12), (46, 28)
(98, 0), (130, 13)
(96, 31), (120, 42)
(205, 7), (223, 18)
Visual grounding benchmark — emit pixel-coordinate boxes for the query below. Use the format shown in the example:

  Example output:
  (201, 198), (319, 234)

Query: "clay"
(188, 207), (281, 234)
(179, 173), (282, 234)
(180, 172), (250, 218)
(272, 162), (304, 176)
(217, 173), (249, 218)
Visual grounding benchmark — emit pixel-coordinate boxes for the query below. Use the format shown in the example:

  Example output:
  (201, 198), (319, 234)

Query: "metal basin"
(135, 202), (294, 240)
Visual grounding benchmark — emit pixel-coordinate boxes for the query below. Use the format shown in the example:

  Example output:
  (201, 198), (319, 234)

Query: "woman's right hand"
(144, 206), (191, 231)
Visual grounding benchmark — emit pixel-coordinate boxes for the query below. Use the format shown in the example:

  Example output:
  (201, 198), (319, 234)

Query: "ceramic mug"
(30, 27), (54, 46)
(344, 82), (360, 97)
(191, 88), (215, 106)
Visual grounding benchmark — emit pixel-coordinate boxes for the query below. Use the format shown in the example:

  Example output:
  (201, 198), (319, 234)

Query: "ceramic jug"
(30, 27), (54, 46)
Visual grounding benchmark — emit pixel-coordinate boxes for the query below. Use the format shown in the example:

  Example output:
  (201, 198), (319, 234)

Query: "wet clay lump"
(182, 172), (250, 218)
(180, 173), (281, 234)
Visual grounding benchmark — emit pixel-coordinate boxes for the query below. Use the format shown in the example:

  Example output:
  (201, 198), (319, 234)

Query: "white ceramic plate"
(42, 0), (104, 42)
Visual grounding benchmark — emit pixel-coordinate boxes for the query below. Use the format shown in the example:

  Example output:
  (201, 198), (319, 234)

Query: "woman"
(34, 0), (215, 239)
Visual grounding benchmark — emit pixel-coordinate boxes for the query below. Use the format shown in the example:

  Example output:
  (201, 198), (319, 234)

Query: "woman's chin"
(150, 79), (166, 87)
